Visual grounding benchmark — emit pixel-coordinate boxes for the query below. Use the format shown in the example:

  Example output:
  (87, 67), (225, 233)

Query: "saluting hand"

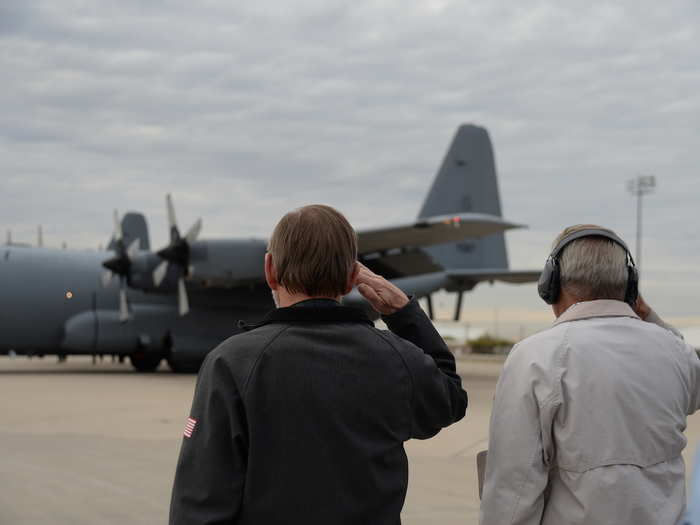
(355, 262), (409, 316)
(632, 294), (651, 320)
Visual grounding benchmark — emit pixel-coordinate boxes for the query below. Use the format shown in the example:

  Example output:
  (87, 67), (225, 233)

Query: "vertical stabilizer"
(419, 124), (508, 270)
(107, 212), (150, 251)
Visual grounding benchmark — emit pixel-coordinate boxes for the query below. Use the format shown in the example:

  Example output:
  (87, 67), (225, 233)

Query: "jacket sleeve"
(169, 352), (247, 525)
(682, 342), (700, 415)
(646, 310), (700, 414)
(480, 344), (558, 525)
(382, 297), (468, 439)
(646, 308), (685, 340)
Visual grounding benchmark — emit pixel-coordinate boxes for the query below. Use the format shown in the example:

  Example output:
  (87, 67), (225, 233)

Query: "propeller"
(101, 210), (140, 322)
(152, 194), (202, 316)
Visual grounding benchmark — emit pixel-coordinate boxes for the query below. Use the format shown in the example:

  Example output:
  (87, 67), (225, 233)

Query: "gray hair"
(554, 224), (629, 301)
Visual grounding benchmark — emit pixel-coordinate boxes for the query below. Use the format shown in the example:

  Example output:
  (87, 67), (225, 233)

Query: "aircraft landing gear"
(129, 351), (163, 372)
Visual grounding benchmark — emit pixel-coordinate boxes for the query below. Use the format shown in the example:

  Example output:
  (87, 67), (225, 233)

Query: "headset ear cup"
(538, 259), (560, 305)
(549, 261), (561, 305)
(625, 265), (639, 305)
(537, 260), (552, 303)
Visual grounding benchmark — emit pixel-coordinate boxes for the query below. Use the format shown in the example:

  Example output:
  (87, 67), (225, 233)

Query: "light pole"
(626, 175), (656, 273)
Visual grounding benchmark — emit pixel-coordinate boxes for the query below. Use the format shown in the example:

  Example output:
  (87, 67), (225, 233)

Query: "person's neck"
(552, 290), (579, 318)
(276, 289), (341, 308)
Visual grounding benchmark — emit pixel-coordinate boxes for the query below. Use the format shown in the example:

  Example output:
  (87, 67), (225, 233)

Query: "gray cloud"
(1, 0), (699, 326)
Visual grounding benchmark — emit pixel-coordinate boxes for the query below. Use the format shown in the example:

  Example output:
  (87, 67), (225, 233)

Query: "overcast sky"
(1, 0), (698, 335)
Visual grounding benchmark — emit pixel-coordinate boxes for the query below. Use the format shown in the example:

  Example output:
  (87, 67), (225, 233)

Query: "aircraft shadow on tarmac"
(0, 358), (173, 375)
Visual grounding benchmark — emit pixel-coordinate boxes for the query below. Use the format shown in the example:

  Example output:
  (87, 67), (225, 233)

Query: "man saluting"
(170, 204), (468, 524)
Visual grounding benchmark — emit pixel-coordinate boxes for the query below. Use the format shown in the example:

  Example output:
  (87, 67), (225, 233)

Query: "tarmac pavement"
(1, 355), (699, 524)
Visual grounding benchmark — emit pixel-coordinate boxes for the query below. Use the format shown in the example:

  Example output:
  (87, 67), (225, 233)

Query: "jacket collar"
(553, 299), (640, 326)
(290, 298), (340, 308)
(239, 304), (374, 331)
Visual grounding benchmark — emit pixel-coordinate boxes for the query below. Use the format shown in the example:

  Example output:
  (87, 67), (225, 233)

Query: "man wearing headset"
(480, 224), (700, 525)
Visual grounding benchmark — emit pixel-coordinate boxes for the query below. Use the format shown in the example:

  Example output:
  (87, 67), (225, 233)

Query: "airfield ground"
(1, 355), (699, 525)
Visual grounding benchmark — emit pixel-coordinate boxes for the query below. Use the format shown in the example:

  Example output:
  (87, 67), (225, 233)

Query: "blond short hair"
(553, 224), (629, 301)
(268, 205), (358, 297)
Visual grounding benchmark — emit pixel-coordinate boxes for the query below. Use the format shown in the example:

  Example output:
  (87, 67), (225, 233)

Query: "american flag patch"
(184, 417), (197, 438)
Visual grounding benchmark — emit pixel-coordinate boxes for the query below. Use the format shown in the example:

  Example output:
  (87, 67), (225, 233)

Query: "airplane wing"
(356, 213), (523, 255)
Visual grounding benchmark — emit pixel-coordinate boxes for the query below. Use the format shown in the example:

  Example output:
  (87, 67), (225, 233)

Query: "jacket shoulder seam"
(361, 325), (415, 438)
(241, 324), (292, 399)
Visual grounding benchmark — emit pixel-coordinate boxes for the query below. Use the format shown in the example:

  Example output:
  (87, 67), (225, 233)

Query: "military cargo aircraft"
(0, 124), (539, 372)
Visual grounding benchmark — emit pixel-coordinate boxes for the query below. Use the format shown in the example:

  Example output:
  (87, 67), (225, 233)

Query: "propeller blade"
(166, 194), (178, 233)
(119, 279), (130, 322)
(454, 291), (464, 322)
(127, 238), (140, 259)
(177, 277), (189, 316)
(113, 210), (123, 242)
(153, 260), (169, 287)
(184, 218), (202, 244)
(101, 270), (114, 288)
(425, 294), (434, 321)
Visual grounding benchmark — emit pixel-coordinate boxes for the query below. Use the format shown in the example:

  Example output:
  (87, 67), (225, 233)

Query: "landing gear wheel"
(166, 356), (203, 374)
(129, 352), (162, 372)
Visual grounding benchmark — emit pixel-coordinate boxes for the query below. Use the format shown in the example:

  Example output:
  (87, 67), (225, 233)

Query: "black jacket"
(169, 298), (468, 525)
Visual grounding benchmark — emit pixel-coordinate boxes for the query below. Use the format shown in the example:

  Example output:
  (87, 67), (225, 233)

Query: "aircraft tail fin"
(418, 124), (509, 271)
(107, 212), (150, 251)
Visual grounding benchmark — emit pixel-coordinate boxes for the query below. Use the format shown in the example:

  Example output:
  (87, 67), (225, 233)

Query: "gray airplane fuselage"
(0, 243), (274, 367)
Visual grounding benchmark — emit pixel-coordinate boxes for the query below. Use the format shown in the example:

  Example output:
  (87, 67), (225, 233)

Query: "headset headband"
(538, 227), (639, 305)
(550, 228), (635, 265)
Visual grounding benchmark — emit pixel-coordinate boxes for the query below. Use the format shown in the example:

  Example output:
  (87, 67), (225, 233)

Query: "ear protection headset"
(537, 228), (639, 306)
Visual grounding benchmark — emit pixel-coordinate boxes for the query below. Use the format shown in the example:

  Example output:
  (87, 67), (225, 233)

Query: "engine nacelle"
(124, 238), (267, 293)
(187, 238), (267, 287)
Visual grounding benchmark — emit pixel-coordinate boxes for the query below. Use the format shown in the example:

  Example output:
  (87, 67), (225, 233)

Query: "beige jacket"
(480, 300), (700, 525)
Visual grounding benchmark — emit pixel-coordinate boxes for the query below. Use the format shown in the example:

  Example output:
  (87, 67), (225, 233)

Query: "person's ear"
(265, 253), (279, 291)
(344, 262), (360, 295)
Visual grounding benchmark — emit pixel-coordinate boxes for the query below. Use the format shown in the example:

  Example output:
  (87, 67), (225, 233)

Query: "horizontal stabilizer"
(107, 212), (150, 252)
(344, 268), (539, 307)
(357, 213), (523, 255)
(343, 272), (450, 313)
(447, 268), (541, 285)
